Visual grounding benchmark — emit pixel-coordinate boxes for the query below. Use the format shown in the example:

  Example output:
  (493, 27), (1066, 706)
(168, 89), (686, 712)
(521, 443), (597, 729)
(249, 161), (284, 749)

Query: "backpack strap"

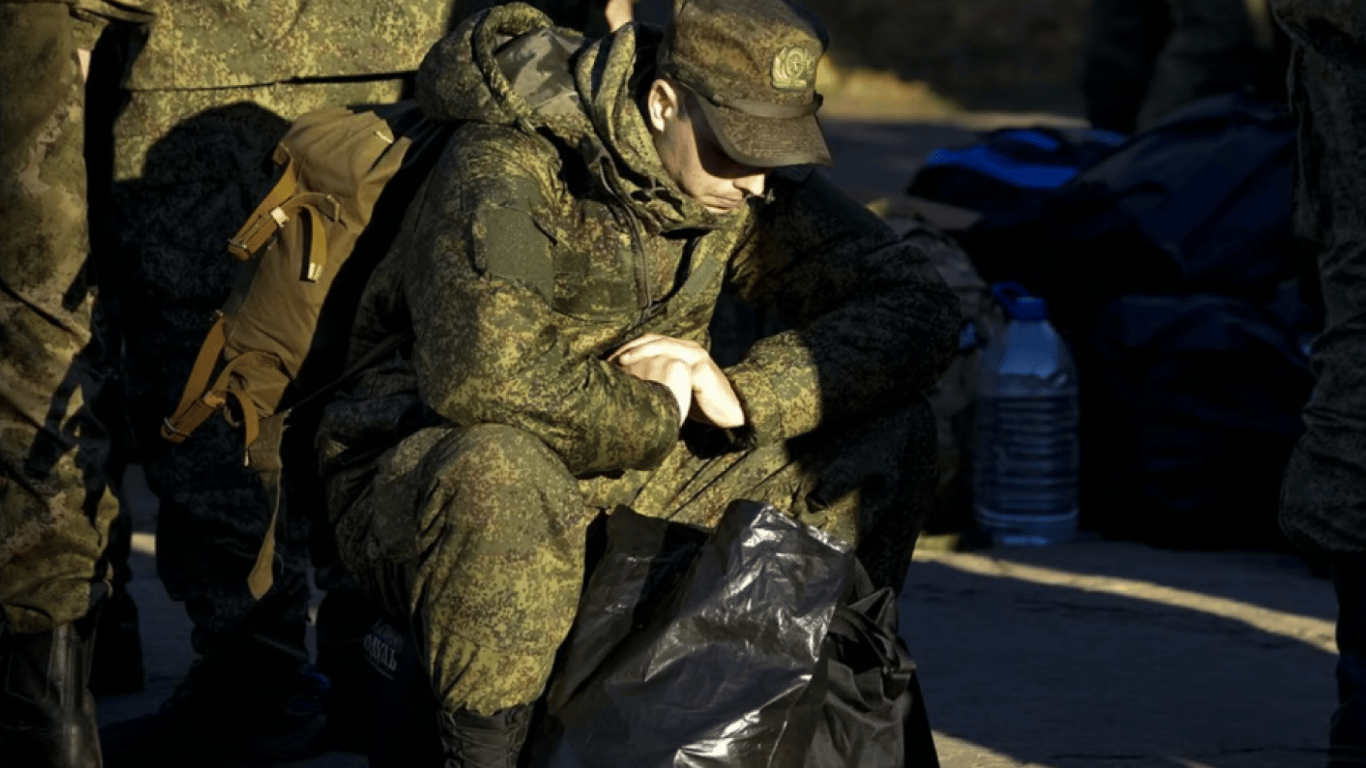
(228, 146), (299, 261)
(162, 313), (229, 445)
(243, 412), (288, 600)
(162, 312), (284, 454)
(226, 145), (340, 281)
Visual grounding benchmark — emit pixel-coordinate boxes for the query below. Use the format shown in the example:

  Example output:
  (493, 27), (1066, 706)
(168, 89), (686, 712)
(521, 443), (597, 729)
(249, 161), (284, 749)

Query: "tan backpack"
(161, 100), (451, 596)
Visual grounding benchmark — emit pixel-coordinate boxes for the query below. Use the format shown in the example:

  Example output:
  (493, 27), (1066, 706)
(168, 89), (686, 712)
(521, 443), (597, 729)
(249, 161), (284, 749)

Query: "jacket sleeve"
(403, 126), (680, 476)
(723, 168), (962, 446)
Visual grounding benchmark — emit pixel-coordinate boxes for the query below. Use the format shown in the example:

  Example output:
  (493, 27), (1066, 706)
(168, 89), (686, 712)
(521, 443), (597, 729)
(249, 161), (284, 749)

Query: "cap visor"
(695, 97), (834, 169)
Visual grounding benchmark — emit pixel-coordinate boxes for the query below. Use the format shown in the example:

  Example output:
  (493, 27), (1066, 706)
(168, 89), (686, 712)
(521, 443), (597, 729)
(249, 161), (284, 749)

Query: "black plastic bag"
(531, 501), (852, 767)
(529, 500), (940, 768)
(806, 564), (939, 768)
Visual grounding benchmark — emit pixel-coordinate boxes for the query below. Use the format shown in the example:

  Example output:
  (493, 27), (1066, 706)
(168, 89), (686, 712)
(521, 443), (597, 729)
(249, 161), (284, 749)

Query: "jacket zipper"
(598, 161), (654, 326)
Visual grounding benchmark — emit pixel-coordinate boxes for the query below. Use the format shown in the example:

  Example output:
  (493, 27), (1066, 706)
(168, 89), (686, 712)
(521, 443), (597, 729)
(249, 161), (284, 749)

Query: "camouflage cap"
(658, 0), (833, 168)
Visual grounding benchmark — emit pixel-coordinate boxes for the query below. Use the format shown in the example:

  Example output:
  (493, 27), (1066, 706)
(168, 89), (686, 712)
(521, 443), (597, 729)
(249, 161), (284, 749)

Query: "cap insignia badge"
(771, 46), (814, 91)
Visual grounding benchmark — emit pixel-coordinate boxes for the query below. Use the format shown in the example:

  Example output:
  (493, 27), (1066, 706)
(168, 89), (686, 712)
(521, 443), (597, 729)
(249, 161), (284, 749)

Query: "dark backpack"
(955, 92), (1297, 325)
(910, 93), (1311, 548)
(906, 125), (1126, 218)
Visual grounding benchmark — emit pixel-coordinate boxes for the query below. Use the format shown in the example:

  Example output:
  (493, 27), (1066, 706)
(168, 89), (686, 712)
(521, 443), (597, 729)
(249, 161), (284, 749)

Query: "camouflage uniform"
(0, 3), (147, 765)
(1082, 0), (1285, 134)
(0, 0), (138, 639)
(102, 0), (462, 685)
(317, 5), (961, 715)
(1273, 3), (1366, 764)
(456, 0), (629, 37)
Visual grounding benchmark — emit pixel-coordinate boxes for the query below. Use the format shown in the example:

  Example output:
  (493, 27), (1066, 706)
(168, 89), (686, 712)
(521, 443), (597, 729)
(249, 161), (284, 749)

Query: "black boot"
(0, 609), (102, 768)
(437, 705), (532, 768)
(314, 588), (378, 754)
(1331, 555), (1366, 767)
(87, 587), (143, 696)
(98, 654), (330, 768)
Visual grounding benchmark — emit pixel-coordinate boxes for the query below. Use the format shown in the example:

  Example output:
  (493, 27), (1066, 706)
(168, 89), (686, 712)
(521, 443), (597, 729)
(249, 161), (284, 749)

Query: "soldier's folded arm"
(723, 169), (961, 446)
(404, 129), (681, 477)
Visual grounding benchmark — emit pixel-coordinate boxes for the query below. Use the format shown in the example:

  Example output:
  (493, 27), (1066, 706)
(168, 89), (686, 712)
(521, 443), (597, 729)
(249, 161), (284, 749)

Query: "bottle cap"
(991, 282), (1049, 321)
(1012, 296), (1048, 321)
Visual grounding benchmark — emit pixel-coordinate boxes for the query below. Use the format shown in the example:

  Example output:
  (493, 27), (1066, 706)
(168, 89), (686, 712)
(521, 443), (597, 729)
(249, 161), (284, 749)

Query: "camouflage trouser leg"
(0, 1), (118, 634)
(111, 80), (407, 669)
(328, 397), (936, 714)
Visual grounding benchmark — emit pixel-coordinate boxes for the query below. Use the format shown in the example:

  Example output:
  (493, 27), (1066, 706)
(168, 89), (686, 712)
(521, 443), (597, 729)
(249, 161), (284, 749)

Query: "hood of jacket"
(414, 5), (735, 234)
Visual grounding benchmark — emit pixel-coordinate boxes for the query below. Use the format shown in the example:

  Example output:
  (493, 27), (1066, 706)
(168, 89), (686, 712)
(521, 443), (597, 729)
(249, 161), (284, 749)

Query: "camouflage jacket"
(317, 5), (960, 480)
(115, 0), (458, 90)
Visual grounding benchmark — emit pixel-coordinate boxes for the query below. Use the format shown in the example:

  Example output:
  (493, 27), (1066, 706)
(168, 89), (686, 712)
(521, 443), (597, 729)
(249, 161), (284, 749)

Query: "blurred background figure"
(1274, 3), (1366, 767)
(1081, 0), (1288, 134)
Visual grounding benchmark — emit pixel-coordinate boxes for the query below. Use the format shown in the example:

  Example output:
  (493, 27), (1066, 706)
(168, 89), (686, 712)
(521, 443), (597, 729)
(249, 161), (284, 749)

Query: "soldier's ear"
(647, 79), (683, 134)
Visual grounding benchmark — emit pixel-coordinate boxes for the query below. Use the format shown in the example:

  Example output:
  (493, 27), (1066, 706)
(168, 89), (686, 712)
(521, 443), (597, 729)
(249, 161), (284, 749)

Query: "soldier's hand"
(611, 335), (745, 429)
(610, 338), (693, 427)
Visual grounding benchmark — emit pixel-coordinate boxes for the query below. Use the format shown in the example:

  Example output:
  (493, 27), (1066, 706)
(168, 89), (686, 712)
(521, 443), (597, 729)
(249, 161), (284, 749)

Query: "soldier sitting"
(314, 0), (961, 765)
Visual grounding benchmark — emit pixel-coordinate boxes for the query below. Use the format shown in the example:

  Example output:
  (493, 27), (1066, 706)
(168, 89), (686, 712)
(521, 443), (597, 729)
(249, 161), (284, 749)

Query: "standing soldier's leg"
(99, 92), (324, 767)
(1273, 4), (1366, 766)
(99, 79), (410, 767)
(0, 4), (117, 767)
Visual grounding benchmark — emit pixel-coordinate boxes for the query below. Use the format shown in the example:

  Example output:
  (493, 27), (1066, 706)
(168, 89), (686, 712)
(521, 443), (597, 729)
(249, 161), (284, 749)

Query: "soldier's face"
(647, 80), (768, 215)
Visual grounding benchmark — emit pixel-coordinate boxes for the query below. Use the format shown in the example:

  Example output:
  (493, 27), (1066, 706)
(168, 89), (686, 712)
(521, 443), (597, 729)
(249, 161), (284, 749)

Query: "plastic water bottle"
(972, 283), (1080, 546)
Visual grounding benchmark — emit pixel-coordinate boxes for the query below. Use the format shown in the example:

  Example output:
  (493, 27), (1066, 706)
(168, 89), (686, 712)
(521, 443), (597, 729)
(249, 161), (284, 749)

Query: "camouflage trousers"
(326, 397), (936, 714)
(0, 1), (118, 634)
(106, 77), (409, 666)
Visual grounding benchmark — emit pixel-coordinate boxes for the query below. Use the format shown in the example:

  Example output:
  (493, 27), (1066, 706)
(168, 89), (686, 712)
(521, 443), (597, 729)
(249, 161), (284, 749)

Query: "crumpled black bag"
(528, 500), (939, 768)
(805, 564), (939, 768)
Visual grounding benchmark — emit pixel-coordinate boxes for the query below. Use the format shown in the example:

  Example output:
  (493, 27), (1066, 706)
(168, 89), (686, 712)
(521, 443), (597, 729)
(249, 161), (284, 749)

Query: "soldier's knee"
(432, 424), (568, 485)
(422, 424), (584, 539)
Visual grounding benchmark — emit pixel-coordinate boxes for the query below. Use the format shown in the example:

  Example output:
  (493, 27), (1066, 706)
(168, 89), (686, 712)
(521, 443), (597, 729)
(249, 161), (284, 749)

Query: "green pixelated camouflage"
(319, 5), (959, 478)
(97, 0), (453, 656)
(454, 0), (624, 38)
(0, 2), (119, 633)
(319, 5), (958, 712)
(120, 1), (459, 90)
(329, 398), (936, 712)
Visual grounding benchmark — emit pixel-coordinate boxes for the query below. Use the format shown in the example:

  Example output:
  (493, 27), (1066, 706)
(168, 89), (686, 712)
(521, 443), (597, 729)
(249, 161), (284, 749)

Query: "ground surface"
(95, 110), (1338, 768)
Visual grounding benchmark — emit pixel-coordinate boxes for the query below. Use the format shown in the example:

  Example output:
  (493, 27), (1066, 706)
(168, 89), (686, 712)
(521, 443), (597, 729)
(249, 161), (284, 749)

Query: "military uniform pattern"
(0, 1), (118, 634)
(1274, 1), (1366, 556)
(318, 6), (960, 716)
(110, 76), (428, 665)
(327, 401), (936, 713)
(455, 0), (624, 38)
(102, 0), (461, 668)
